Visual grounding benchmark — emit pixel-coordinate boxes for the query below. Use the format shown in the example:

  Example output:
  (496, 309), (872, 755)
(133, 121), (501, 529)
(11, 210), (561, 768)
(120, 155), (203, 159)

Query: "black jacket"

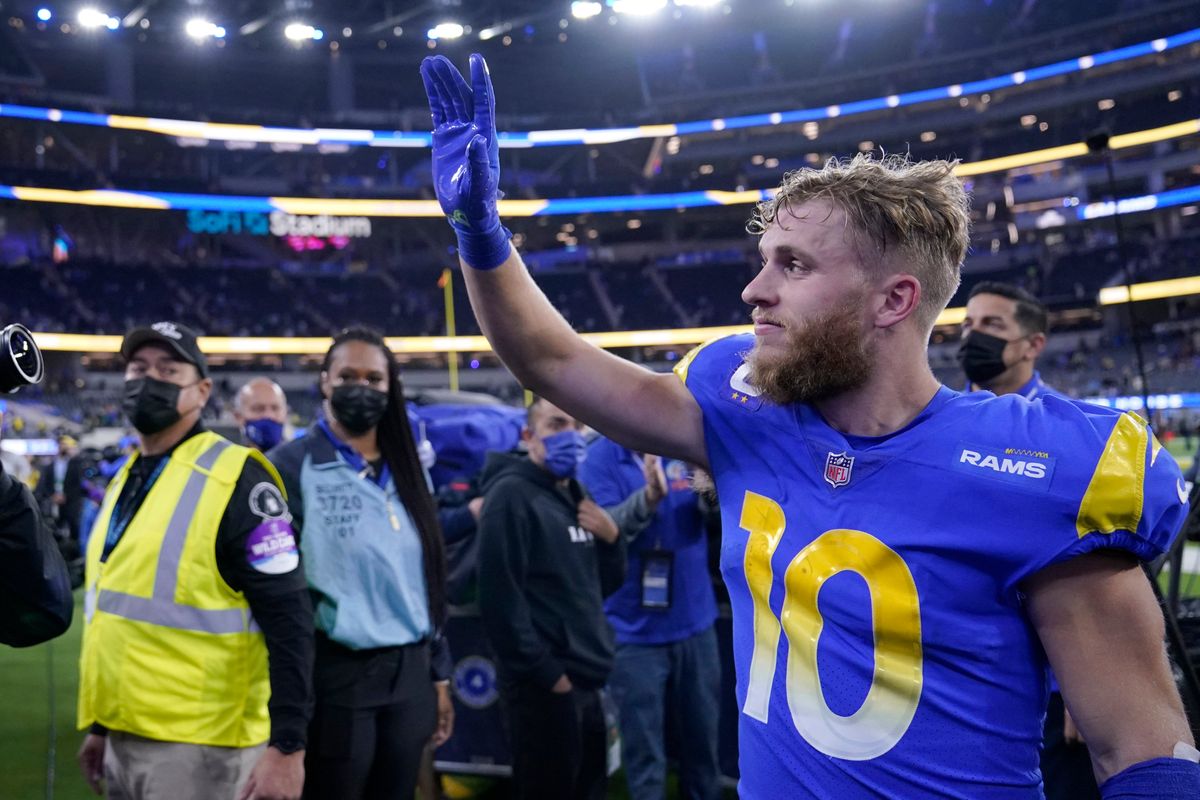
(477, 452), (626, 691)
(0, 458), (73, 647)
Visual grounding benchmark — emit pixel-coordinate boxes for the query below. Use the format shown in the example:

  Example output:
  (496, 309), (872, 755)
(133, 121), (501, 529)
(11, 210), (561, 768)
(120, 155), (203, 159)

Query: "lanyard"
(317, 417), (392, 488)
(315, 418), (402, 530)
(103, 457), (168, 558)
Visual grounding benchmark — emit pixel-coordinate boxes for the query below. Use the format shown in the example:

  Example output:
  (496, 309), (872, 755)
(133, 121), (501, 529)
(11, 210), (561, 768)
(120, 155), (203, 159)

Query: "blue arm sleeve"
(1100, 757), (1200, 799)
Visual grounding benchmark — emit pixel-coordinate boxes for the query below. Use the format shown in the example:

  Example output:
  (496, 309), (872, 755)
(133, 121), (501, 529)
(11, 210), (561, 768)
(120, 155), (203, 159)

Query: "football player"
(419, 54), (1199, 799)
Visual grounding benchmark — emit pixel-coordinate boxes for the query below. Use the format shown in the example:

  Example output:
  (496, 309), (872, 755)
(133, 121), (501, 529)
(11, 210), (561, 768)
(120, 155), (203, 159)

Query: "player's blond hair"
(748, 153), (971, 329)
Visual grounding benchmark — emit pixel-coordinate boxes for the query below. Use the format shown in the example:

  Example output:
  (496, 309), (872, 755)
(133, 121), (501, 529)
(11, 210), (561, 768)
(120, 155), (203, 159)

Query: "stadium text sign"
(186, 210), (372, 239)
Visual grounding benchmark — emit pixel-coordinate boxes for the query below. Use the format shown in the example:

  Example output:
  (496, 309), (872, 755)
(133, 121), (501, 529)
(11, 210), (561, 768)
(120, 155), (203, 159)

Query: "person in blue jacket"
(270, 328), (454, 800)
(580, 439), (722, 800)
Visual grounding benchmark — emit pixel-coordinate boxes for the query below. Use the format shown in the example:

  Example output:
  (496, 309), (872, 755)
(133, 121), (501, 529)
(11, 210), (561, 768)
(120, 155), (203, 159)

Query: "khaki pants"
(103, 731), (265, 800)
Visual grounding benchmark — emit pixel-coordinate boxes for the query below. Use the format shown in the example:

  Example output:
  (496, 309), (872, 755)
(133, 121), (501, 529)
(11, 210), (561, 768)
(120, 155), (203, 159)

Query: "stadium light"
(185, 18), (225, 40)
(36, 8), (52, 22)
(284, 22), (322, 41)
(608, 0), (668, 15)
(78, 8), (118, 29)
(1098, 276), (1200, 306)
(27, 311), (996, 354)
(478, 22), (513, 40)
(427, 22), (464, 40)
(674, 0), (723, 7)
(571, 1), (603, 18)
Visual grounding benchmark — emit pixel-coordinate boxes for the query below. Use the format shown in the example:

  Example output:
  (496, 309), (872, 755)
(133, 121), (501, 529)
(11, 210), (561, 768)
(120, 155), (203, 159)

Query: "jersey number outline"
(740, 490), (924, 760)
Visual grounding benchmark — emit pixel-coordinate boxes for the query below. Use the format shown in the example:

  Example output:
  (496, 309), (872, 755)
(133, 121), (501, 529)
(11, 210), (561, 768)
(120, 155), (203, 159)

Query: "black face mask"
(330, 384), (389, 435)
(957, 331), (1011, 386)
(123, 376), (183, 435)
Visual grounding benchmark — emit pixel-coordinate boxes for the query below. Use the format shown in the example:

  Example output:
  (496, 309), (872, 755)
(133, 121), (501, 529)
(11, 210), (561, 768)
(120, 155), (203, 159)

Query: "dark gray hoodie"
(477, 451), (626, 690)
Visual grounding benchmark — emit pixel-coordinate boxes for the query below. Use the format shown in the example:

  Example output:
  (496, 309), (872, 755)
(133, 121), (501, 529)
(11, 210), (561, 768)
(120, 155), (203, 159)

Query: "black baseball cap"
(120, 321), (209, 378)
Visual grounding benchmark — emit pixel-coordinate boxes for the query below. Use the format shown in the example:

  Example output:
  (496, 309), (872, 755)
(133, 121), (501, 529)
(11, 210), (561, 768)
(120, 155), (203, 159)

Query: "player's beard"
(747, 292), (874, 406)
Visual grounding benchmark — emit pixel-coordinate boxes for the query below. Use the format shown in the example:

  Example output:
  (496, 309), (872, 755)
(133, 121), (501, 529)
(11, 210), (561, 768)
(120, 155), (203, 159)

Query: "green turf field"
(0, 596), (722, 799)
(0, 594), (88, 800)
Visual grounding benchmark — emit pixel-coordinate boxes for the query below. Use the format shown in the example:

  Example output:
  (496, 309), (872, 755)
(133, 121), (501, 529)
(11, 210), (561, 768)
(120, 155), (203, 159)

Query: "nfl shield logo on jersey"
(824, 452), (854, 488)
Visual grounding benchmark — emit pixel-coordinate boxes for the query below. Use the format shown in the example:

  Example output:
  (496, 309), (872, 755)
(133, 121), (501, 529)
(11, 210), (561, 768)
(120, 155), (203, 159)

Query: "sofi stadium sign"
(186, 210), (371, 251)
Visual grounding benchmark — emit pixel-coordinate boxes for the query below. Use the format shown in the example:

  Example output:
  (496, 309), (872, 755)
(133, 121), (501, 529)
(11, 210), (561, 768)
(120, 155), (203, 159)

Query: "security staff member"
(235, 377), (290, 453)
(76, 322), (314, 800)
(960, 285), (1095, 800)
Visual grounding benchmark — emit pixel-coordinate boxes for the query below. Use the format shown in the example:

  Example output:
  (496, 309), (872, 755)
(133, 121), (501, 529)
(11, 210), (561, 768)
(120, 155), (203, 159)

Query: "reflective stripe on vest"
(85, 439), (258, 635)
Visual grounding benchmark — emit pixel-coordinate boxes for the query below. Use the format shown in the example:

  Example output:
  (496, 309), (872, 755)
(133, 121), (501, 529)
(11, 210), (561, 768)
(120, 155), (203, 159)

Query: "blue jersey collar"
(1016, 372), (1046, 400)
(316, 417), (391, 488)
(797, 385), (958, 452)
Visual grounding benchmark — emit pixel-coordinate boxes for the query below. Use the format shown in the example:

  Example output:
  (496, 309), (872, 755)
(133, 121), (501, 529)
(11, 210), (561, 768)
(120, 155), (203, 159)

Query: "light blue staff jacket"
(270, 422), (431, 650)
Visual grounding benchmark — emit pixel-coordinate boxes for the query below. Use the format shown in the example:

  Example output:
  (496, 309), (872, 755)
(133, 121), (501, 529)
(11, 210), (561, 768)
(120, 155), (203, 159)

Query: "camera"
(0, 324), (44, 394)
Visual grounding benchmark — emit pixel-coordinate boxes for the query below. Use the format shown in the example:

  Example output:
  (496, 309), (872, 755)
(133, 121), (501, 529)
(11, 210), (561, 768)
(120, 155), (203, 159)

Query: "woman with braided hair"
(270, 327), (453, 800)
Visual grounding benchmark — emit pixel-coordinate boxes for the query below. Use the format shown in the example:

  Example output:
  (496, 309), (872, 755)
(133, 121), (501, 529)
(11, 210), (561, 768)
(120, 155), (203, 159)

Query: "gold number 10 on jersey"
(740, 491), (924, 760)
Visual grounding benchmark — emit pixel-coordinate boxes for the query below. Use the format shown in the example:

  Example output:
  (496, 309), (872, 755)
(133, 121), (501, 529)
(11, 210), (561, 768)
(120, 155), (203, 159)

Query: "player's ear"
(874, 273), (922, 329)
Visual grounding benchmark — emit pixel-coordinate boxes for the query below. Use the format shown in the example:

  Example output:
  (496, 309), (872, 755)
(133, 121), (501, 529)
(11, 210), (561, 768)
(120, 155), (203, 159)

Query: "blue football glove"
(420, 53), (512, 271)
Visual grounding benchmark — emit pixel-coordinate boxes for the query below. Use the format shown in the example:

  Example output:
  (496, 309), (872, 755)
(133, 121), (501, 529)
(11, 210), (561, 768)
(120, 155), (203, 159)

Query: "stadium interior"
(3, 0), (1200, 797)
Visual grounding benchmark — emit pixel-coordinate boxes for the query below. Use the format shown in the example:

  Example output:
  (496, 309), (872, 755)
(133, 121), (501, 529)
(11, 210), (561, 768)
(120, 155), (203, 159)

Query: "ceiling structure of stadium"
(3, 0), (771, 50)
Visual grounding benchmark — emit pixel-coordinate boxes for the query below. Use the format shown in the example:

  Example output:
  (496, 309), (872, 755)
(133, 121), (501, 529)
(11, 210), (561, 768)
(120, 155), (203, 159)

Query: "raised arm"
(419, 54), (706, 467)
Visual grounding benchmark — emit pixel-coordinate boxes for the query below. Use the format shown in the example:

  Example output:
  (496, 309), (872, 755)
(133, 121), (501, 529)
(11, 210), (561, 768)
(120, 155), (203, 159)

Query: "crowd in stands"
(1, 228), (1194, 339)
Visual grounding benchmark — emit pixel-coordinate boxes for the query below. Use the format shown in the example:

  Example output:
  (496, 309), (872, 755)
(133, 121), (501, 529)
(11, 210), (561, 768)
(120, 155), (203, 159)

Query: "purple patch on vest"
(245, 518), (299, 574)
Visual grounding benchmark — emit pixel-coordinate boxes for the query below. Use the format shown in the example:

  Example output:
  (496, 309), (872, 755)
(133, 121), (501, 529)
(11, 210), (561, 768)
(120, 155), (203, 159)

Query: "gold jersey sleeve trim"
(1075, 412), (1147, 538)
(673, 336), (727, 385)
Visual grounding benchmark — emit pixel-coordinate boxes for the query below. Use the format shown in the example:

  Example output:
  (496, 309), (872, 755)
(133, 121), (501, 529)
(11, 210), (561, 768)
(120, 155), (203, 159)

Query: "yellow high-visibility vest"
(78, 431), (285, 747)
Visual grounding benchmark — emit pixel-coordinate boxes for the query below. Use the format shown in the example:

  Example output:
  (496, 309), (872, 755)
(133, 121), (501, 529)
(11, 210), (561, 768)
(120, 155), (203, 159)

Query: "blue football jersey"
(675, 334), (1188, 799)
